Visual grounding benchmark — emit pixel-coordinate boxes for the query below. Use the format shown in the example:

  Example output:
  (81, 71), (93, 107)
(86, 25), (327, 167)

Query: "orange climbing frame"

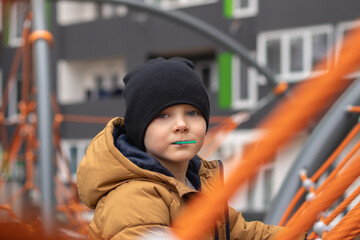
(170, 23), (360, 240)
(279, 121), (360, 226)
(0, 11), (90, 236)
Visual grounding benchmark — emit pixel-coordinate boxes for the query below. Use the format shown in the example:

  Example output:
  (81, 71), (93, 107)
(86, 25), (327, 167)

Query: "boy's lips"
(173, 140), (196, 145)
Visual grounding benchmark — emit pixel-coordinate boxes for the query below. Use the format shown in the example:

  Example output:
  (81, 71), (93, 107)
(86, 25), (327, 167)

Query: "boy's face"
(144, 104), (206, 167)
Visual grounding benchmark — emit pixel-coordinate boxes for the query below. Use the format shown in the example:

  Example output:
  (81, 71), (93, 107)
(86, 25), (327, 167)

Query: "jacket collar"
(113, 126), (202, 190)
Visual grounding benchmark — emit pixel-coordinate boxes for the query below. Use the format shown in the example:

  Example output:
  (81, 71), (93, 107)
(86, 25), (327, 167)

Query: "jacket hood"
(77, 117), (203, 209)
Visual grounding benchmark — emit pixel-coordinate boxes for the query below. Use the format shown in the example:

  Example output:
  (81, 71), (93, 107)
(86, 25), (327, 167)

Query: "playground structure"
(169, 23), (360, 239)
(1, 0), (360, 239)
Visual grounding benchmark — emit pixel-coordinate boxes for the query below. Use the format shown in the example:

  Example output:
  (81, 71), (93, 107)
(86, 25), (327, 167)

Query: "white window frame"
(60, 139), (91, 182)
(194, 60), (218, 92)
(144, 0), (218, 10)
(8, 1), (26, 47)
(336, 20), (360, 79)
(261, 164), (274, 207)
(231, 55), (258, 110)
(0, 1), (3, 32)
(101, 3), (128, 19)
(57, 58), (126, 104)
(246, 163), (274, 210)
(56, 1), (98, 26)
(8, 1), (29, 47)
(232, 0), (258, 19)
(257, 25), (333, 83)
(7, 73), (21, 122)
(221, 130), (275, 211)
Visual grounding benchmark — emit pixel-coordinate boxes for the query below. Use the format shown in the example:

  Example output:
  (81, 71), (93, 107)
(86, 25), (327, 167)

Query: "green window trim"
(217, 52), (232, 109)
(3, 1), (11, 46)
(223, 0), (233, 19)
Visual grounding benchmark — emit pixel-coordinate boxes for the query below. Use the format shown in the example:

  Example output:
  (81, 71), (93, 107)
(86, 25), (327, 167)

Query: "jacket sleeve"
(228, 207), (306, 240)
(92, 181), (173, 240)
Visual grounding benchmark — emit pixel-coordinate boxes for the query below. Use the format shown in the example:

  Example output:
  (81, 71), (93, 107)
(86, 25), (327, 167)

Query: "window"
(312, 32), (329, 71)
(289, 36), (304, 72)
(145, 0), (217, 10)
(218, 53), (257, 110)
(336, 20), (360, 78)
(87, 75), (106, 100)
(61, 140), (91, 182)
(232, 0), (258, 18)
(69, 146), (78, 176)
(194, 60), (218, 92)
(263, 166), (273, 206)
(86, 74), (123, 101)
(57, 2), (128, 25)
(219, 130), (276, 212)
(245, 164), (274, 210)
(8, 73), (22, 120)
(224, 0), (258, 19)
(265, 39), (281, 75)
(257, 25), (333, 83)
(246, 175), (257, 210)
(7, 1), (29, 47)
(95, 75), (109, 99)
(56, 1), (98, 26)
(111, 74), (124, 97)
(231, 55), (257, 109)
(57, 58), (126, 104)
(100, 3), (128, 19)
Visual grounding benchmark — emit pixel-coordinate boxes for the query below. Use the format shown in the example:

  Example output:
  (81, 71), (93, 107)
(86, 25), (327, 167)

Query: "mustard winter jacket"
(77, 118), (292, 240)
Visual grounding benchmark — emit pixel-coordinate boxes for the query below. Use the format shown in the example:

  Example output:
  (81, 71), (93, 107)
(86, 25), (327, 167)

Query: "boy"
(77, 57), (303, 239)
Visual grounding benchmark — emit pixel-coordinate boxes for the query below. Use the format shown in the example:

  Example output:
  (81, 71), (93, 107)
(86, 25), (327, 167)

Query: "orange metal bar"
(0, 204), (23, 223)
(311, 122), (360, 182)
(279, 122), (360, 225)
(347, 105), (360, 113)
(28, 30), (54, 46)
(62, 114), (113, 124)
(315, 140), (360, 194)
(274, 152), (360, 240)
(323, 184), (360, 225)
(278, 187), (306, 226)
(323, 200), (360, 240)
(285, 140), (360, 228)
(273, 82), (289, 95)
(0, 10), (90, 236)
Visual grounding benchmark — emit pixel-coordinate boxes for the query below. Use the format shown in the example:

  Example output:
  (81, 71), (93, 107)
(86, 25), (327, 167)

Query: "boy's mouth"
(173, 140), (196, 145)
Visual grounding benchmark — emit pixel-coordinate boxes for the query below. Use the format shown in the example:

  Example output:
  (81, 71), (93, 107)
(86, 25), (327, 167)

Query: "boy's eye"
(187, 111), (198, 117)
(158, 113), (168, 119)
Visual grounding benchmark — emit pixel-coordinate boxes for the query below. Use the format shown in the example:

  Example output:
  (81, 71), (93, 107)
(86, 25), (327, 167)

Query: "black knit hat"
(123, 57), (210, 150)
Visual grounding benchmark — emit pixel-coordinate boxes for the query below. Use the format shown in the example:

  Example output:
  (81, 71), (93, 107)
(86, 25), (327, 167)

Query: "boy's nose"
(173, 117), (189, 133)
